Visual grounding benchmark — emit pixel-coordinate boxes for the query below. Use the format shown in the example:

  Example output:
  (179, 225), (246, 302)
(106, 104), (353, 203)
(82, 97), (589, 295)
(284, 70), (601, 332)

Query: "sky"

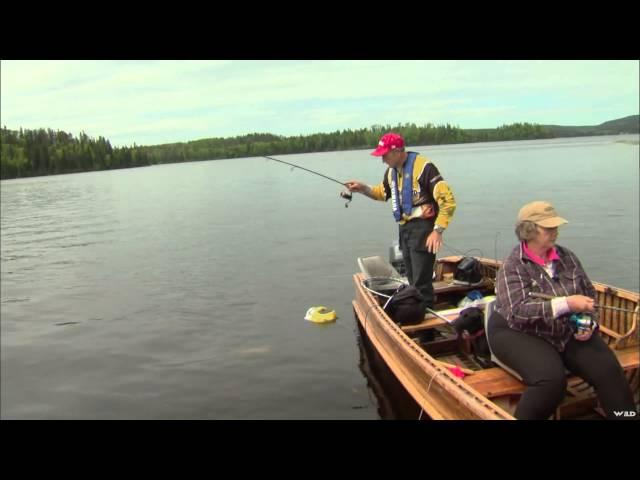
(1, 60), (638, 147)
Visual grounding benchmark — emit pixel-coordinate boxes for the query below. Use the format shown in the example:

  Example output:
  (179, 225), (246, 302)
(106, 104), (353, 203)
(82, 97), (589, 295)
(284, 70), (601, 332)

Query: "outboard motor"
(389, 241), (406, 276)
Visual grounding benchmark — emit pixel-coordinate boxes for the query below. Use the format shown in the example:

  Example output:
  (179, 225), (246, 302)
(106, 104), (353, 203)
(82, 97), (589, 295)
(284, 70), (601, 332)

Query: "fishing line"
(441, 240), (484, 260)
(264, 155), (353, 207)
(264, 155), (345, 186)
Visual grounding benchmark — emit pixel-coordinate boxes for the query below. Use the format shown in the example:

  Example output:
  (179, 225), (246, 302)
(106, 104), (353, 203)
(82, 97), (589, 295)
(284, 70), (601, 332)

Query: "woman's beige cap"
(518, 201), (568, 227)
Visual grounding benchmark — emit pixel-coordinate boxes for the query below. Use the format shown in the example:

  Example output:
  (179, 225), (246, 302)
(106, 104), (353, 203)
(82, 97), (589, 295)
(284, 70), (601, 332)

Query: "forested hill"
(541, 115), (639, 137)
(1, 115), (638, 180)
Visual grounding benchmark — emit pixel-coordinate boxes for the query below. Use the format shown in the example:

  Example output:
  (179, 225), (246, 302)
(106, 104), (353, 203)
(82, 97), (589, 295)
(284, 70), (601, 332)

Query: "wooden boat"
(352, 254), (639, 420)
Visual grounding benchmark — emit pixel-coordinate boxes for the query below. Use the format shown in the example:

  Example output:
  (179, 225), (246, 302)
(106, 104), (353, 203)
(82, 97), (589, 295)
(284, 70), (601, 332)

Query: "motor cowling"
(389, 241), (406, 276)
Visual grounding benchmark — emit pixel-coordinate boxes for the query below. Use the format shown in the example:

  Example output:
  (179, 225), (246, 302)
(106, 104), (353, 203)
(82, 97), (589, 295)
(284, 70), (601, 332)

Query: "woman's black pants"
(487, 310), (637, 420)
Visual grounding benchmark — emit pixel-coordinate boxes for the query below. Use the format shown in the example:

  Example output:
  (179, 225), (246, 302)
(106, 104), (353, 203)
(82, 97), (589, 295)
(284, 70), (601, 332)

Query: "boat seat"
(483, 299), (523, 381)
(358, 256), (491, 300)
(401, 315), (455, 334)
(357, 255), (403, 280)
(401, 296), (497, 334)
(432, 278), (493, 295)
(357, 256), (408, 297)
(465, 345), (640, 398)
(483, 301), (581, 381)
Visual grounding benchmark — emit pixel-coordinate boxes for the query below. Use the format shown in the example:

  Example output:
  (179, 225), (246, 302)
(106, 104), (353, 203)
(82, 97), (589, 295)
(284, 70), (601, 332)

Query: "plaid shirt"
(494, 243), (599, 351)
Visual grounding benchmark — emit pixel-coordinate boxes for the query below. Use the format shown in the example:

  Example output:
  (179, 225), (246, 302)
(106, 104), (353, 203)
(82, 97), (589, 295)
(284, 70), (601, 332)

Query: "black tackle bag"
(454, 257), (483, 284)
(385, 284), (425, 326)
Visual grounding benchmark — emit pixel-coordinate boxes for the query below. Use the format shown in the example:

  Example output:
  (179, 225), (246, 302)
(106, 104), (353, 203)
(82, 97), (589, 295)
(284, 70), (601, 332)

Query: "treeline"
(0, 121), (575, 180)
(1, 127), (152, 179)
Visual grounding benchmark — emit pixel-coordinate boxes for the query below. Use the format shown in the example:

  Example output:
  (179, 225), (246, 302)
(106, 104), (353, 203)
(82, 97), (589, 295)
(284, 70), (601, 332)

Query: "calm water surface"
(1, 135), (638, 419)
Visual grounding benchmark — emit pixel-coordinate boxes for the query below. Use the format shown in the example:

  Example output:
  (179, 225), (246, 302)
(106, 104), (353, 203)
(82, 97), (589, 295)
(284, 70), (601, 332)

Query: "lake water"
(1, 134), (638, 419)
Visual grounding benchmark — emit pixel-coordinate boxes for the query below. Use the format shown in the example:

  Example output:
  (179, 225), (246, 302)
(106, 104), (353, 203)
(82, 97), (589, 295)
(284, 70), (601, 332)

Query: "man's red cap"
(371, 132), (405, 156)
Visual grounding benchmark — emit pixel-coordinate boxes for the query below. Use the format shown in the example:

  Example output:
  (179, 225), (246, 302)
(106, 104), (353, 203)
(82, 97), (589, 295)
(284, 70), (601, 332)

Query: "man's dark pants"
(399, 218), (435, 309)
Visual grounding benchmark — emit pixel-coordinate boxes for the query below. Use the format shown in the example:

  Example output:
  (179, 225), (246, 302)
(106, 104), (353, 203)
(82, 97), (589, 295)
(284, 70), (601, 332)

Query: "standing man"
(346, 132), (456, 309)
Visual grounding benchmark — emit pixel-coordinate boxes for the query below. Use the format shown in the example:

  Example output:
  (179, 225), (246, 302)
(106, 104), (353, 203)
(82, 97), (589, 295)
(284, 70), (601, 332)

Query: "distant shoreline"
(2, 115), (638, 180)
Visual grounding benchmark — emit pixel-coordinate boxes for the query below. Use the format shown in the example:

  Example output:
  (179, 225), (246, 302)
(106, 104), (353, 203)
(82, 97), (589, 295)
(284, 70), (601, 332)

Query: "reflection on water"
(355, 319), (425, 420)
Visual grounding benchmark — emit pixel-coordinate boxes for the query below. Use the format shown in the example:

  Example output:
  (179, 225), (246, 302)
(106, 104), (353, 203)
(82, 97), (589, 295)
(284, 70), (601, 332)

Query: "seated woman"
(487, 200), (636, 420)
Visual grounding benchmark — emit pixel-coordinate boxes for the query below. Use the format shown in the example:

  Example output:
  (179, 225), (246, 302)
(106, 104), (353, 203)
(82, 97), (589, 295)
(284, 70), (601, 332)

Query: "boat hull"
(353, 256), (639, 420)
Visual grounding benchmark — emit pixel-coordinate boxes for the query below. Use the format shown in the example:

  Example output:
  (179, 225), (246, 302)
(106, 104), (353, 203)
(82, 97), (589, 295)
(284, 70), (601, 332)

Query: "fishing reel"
(569, 313), (595, 334)
(340, 190), (353, 208)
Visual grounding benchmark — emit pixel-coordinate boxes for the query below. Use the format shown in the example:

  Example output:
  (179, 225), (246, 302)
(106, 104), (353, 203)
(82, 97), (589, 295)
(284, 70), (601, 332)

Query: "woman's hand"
(567, 295), (595, 313)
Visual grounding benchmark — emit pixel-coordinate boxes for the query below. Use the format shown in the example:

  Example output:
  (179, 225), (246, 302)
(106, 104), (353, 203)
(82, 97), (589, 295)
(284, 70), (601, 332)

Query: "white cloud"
(1, 60), (638, 146)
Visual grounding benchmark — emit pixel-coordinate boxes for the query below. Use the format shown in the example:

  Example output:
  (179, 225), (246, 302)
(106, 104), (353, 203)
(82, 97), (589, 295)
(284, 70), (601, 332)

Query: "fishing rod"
(425, 307), (455, 323)
(528, 291), (636, 313)
(264, 156), (353, 207)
